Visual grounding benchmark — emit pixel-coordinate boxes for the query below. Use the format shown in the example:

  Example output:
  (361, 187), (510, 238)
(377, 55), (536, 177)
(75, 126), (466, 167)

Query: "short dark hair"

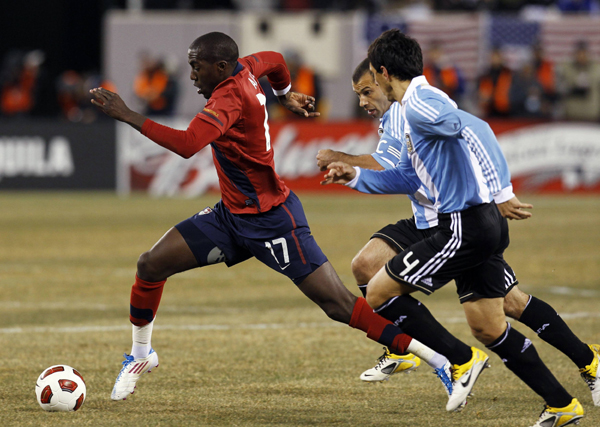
(352, 58), (371, 84)
(189, 32), (239, 64)
(368, 29), (423, 81)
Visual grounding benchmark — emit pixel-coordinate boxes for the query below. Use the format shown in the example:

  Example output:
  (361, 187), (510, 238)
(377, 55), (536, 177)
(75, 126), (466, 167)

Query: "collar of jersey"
(400, 75), (428, 105)
(231, 61), (243, 77)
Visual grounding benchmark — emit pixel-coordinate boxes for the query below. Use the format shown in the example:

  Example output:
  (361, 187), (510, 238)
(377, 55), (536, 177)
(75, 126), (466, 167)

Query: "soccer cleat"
(111, 348), (159, 401)
(529, 398), (584, 427)
(433, 361), (453, 397)
(579, 343), (600, 406)
(359, 347), (420, 382)
(446, 347), (490, 412)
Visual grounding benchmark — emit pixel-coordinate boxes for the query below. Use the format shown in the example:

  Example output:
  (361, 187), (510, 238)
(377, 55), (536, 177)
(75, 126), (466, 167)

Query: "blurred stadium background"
(1, 1), (600, 426)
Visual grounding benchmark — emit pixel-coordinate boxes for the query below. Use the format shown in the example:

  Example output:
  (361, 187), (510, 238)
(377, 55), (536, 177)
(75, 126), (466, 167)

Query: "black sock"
(519, 296), (593, 369)
(376, 294), (472, 365)
(357, 284), (368, 298)
(487, 323), (572, 408)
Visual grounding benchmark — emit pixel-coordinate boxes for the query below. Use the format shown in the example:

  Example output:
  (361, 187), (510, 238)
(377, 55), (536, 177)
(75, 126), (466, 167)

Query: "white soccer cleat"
(360, 347), (420, 382)
(529, 398), (584, 427)
(111, 348), (159, 401)
(446, 347), (490, 412)
(579, 344), (600, 406)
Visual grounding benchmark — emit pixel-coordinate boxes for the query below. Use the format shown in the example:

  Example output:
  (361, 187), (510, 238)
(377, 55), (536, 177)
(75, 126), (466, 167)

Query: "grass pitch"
(0, 191), (599, 426)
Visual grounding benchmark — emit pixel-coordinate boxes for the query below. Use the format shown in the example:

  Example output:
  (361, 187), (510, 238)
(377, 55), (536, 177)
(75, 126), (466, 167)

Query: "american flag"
(405, 15), (483, 81)
(539, 16), (600, 64)
(365, 14), (482, 81)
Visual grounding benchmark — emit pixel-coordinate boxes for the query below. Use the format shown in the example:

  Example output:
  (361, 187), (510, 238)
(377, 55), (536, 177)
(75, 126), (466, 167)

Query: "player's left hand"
(320, 162), (356, 185)
(497, 196), (533, 220)
(278, 92), (320, 118)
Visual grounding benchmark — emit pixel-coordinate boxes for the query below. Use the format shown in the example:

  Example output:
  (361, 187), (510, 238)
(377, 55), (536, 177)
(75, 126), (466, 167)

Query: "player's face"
(369, 63), (395, 102)
(188, 49), (222, 99)
(352, 71), (391, 120)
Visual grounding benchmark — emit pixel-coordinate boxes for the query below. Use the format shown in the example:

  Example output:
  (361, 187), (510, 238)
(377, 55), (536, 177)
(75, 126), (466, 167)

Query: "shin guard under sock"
(487, 323), (572, 408)
(376, 294), (472, 365)
(130, 275), (166, 326)
(349, 297), (412, 354)
(519, 296), (593, 369)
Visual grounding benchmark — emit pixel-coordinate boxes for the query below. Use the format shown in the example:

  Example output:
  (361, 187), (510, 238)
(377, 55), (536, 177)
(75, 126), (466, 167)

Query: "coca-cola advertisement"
(116, 119), (600, 197)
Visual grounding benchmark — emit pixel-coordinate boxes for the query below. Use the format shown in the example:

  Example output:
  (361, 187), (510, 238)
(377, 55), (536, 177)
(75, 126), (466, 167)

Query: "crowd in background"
(1, 0), (599, 122)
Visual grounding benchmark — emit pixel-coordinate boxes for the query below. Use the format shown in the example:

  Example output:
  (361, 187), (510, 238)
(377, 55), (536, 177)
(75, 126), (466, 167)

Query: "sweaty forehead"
(188, 48), (201, 62)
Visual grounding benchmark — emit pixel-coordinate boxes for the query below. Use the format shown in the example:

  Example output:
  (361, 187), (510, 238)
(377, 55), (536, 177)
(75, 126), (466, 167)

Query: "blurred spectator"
(423, 41), (465, 104)
(57, 70), (117, 123)
(560, 41), (600, 121)
(532, 43), (556, 99)
(263, 49), (324, 120)
(477, 48), (513, 117)
(0, 50), (45, 117)
(133, 52), (178, 116)
(509, 61), (549, 118)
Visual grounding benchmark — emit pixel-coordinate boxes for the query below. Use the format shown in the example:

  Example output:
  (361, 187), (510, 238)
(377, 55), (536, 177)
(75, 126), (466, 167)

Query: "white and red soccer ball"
(35, 365), (86, 412)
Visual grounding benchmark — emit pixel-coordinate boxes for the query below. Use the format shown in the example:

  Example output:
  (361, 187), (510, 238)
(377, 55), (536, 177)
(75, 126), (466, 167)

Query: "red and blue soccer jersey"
(142, 52), (292, 214)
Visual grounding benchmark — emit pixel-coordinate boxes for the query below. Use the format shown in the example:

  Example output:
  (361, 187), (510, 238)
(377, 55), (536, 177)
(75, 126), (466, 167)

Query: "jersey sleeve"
(239, 52), (291, 96)
(196, 86), (242, 135)
(346, 162), (420, 195)
(371, 135), (404, 169)
(141, 116), (222, 159)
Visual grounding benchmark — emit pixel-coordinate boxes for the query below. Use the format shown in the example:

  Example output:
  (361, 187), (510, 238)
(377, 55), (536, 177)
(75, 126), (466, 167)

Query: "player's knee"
(351, 253), (373, 285)
(137, 251), (164, 282)
(365, 290), (386, 311)
(469, 325), (505, 346)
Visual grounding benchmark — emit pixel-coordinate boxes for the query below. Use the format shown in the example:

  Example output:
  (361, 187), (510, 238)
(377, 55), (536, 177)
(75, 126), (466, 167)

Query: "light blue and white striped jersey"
(371, 107), (438, 229)
(350, 76), (514, 214)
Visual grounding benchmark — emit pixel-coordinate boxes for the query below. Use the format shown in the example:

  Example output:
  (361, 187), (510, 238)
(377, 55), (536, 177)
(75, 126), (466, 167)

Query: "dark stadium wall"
(0, 0), (115, 116)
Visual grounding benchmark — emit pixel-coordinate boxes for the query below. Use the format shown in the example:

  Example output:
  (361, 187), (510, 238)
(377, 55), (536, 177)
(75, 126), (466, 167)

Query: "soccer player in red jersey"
(90, 32), (452, 403)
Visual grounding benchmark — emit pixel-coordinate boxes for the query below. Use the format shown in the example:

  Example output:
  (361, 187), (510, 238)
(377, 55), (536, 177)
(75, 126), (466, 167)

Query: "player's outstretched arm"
(317, 149), (383, 171)
(277, 92), (320, 118)
(496, 196), (533, 220)
(90, 88), (147, 131)
(320, 162), (357, 185)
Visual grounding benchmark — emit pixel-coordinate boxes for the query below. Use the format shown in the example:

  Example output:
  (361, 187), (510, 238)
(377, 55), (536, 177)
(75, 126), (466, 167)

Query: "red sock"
(349, 297), (412, 354)
(130, 275), (166, 326)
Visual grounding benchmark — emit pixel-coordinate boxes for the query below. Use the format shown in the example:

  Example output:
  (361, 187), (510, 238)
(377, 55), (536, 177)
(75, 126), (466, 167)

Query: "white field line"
(2, 312), (600, 334)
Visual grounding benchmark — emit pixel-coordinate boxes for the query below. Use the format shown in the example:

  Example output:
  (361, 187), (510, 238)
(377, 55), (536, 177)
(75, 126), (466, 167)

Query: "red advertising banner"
(117, 119), (600, 196)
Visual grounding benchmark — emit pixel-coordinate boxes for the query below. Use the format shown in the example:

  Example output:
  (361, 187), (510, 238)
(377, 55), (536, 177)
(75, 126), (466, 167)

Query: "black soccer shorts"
(385, 202), (517, 302)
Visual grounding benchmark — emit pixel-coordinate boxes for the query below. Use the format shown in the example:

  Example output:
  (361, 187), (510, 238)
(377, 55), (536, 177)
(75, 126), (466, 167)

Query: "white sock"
(407, 338), (449, 369)
(131, 319), (154, 359)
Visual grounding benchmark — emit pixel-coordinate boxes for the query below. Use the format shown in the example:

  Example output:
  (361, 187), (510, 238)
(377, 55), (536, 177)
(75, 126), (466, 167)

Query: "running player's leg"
(112, 204), (247, 401)
(296, 261), (446, 371)
(460, 256), (581, 422)
(352, 220), (433, 380)
(504, 285), (595, 369)
(504, 285), (599, 406)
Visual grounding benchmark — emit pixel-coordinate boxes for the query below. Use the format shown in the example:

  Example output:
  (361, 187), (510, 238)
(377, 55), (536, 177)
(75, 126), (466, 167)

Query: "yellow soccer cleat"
(446, 347), (490, 412)
(579, 344), (600, 406)
(360, 347), (420, 382)
(529, 398), (584, 427)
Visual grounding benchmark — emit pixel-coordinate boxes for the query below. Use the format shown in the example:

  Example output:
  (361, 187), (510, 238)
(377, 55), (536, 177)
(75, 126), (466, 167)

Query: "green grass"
(0, 192), (599, 426)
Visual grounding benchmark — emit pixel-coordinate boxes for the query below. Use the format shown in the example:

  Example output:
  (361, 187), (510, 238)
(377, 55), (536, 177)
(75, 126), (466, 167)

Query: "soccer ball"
(35, 365), (86, 412)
